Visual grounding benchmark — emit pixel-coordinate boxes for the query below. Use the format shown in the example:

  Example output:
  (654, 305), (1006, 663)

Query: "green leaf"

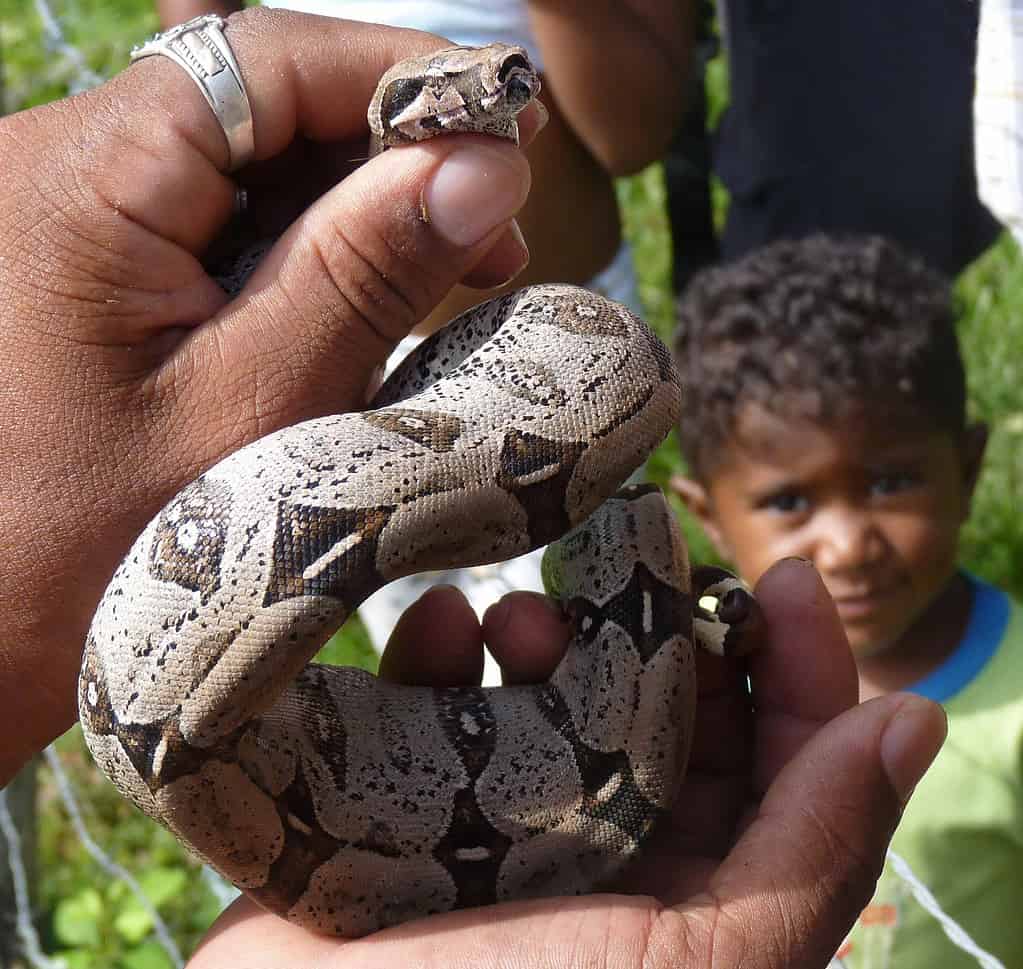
(112, 866), (188, 940)
(53, 888), (104, 947)
(118, 941), (175, 969)
(113, 903), (153, 944)
(54, 950), (99, 969)
(137, 867), (188, 907)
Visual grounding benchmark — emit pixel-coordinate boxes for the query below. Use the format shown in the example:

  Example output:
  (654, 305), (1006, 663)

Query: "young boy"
(671, 234), (1023, 968)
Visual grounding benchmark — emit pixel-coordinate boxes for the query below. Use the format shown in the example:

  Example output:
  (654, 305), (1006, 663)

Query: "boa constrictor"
(78, 43), (755, 937)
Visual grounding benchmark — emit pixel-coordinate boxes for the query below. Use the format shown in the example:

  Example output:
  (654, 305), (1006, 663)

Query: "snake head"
(368, 43), (541, 149)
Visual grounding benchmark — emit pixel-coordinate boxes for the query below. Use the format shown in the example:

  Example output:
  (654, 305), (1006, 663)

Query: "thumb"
(169, 134), (530, 454)
(688, 692), (947, 968)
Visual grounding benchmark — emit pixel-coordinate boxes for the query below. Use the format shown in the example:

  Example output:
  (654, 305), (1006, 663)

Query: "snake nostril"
(505, 78), (536, 108)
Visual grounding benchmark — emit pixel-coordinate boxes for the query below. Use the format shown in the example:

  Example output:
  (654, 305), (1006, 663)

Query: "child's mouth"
(831, 584), (902, 622)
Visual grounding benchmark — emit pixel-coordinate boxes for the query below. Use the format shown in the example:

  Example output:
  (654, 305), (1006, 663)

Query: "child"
(671, 234), (1023, 968)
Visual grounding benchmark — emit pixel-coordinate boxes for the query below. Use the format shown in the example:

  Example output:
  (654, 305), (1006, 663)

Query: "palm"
(187, 559), (931, 969)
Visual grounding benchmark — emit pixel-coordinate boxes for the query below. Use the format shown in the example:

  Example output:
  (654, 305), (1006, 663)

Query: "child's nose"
(812, 505), (886, 574)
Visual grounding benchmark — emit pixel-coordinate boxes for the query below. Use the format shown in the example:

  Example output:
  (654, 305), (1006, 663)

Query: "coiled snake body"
(79, 44), (753, 937)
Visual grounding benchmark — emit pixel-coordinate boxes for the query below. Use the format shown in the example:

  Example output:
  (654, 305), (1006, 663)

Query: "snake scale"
(78, 43), (755, 937)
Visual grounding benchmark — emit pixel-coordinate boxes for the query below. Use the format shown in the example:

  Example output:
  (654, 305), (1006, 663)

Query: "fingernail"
(490, 219), (530, 287)
(483, 591), (564, 637)
(779, 556), (817, 569)
(519, 99), (550, 146)
(534, 98), (550, 131)
(880, 695), (948, 803)
(423, 143), (530, 247)
(507, 218), (528, 263)
(423, 583), (468, 605)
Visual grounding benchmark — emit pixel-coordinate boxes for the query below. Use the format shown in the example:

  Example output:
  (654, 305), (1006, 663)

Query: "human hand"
(0, 9), (543, 783)
(188, 557), (947, 968)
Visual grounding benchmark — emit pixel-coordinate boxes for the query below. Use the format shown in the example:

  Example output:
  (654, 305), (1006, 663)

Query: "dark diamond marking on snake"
(149, 477), (231, 603)
(79, 647), (243, 792)
(532, 684), (662, 842)
(377, 76), (426, 135)
(264, 502), (396, 608)
(602, 562), (690, 665)
(519, 288), (629, 337)
(433, 688), (514, 909)
(363, 408), (465, 452)
(259, 758), (345, 913)
(497, 429), (586, 546)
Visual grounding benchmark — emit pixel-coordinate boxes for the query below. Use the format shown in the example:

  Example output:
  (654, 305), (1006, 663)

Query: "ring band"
(131, 14), (255, 171)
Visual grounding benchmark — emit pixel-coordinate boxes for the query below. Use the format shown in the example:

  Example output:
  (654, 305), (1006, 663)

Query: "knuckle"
(309, 212), (429, 347)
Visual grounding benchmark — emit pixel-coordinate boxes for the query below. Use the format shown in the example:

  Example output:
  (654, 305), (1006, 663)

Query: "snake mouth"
(496, 55), (541, 110)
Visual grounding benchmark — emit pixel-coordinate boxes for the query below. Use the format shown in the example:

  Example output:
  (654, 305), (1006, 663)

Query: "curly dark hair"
(673, 234), (964, 478)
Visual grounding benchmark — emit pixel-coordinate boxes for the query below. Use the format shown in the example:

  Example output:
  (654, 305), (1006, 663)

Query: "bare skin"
(157, 0), (693, 333)
(188, 563), (948, 968)
(2, 14), (948, 966)
(0, 12), (540, 782)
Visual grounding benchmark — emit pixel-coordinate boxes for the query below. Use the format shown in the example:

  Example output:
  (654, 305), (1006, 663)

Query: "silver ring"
(131, 14), (254, 171)
(233, 186), (248, 215)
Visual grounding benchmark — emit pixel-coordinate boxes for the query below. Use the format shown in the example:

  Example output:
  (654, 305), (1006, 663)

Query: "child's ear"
(668, 473), (732, 560)
(962, 421), (989, 504)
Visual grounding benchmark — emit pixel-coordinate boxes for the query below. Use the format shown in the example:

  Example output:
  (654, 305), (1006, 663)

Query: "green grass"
(956, 236), (1023, 590)
(5, 2), (1023, 964)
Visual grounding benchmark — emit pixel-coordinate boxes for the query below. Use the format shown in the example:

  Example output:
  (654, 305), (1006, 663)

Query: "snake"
(78, 43), (756, 937)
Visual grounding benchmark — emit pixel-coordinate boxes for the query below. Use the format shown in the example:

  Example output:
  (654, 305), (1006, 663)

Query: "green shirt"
(839, 575), (1023, 969)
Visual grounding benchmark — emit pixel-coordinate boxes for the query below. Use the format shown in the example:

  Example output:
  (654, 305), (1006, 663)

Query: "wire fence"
(0, 2), (1015, 968)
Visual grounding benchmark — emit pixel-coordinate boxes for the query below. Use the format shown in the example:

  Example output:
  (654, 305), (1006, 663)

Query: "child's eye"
(870, 470), (920, 496)
(759, 491), (808, 514)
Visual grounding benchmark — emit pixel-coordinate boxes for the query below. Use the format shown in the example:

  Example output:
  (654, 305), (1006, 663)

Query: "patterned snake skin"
(78, 44), (755, 937)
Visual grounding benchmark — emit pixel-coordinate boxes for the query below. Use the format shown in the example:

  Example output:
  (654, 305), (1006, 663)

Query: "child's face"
(672, 404), (985, 658)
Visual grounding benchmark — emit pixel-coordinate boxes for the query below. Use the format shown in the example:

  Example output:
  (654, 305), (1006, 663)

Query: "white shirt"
(260, 0), (545, 70)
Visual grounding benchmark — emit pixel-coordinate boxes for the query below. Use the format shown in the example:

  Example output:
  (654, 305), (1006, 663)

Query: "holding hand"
(190, 558), (946, 968)
(0, 12), (947, 966)
(0, 10), (538, 781)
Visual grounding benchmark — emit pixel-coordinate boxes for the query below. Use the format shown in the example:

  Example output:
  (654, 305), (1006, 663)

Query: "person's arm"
(0, 14), (949, 966)
(0, 9), (537, 784)
(527, 0), (696, 174)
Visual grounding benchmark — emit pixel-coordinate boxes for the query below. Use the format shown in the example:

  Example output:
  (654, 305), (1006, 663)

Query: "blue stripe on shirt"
(909, 575), (1010, 703)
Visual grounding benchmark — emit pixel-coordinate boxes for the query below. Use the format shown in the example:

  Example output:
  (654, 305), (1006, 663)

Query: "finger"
(378, 585), (484, 686)
(670, 692), (947, 968)
(7, 14), (436, 349)
(481, 591), (571, 685)
(163, 131), (530, 466)
(87, 12), (545, 282)
(629, 557), (854, 877)
(31, 13), (538, 344)
(749, 556), (859, 792)
(88, 13), (442, 255)
(189, 893), (659, 969)
(460, 219), (530, 290)
(188, 897), (341, 967)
